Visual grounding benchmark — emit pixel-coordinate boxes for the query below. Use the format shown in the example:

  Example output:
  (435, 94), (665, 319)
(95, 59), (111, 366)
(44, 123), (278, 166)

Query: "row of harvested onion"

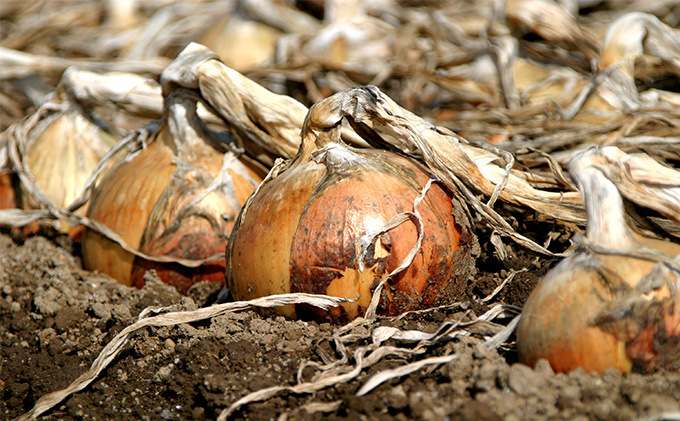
(1, 43), (678, 376)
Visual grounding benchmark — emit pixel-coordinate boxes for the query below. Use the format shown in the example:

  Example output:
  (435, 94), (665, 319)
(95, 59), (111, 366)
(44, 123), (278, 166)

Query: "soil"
(1, 224), (679, 421)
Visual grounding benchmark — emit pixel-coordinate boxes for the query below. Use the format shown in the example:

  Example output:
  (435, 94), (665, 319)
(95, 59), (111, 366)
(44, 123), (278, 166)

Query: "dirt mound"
(1, 231), (679, 420)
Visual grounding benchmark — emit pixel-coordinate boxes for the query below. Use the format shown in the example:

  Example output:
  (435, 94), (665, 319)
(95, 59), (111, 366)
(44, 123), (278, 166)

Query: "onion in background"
(517, 147), (680, 374)
(1, 68), (121, 236)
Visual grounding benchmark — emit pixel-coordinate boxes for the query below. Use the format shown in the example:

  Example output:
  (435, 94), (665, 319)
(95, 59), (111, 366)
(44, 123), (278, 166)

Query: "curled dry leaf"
(0, 46), (168, 81)
(164, 43), (306, 166)
(300, 0), (394, 72)
(586, 146), (680, 229)
(581, 12), (680, 116)
(60, 67), (164, 125)
(505, 0), (599, 61)
(166, 43), (366, 166)
(298, 85), (584, 255)
(517, 146), (680, 374)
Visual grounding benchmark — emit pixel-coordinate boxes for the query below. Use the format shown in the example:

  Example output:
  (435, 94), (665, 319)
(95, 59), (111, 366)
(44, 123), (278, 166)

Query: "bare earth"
(1, 228), (679, 420)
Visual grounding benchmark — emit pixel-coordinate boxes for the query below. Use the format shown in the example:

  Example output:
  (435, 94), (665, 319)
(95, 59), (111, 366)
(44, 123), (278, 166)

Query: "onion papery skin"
(83, 128), (177, 285)
(24, 111), (117, 210)
(228, 142), (475, 322)
(518, 147), (680, 375)
(17, 105), (119, 237)
(517, 240), (680, 375)
(130, 158), (257, 293)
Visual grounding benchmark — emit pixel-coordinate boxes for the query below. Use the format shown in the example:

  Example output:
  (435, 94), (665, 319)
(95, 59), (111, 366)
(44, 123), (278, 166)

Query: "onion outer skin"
(228, 143), (474, 322)
(517, 238), (680, 375)
(24, 111), (118, 212)
(130, 155), (257, 293)
(0, 172), (17, 209)
(10, 100), (119, 237)
(83, 119), (261, 291)
(83, 130), (176, 286)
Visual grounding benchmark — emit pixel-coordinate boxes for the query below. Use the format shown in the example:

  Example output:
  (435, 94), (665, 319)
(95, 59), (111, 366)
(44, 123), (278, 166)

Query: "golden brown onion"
(227, 92), (476, 322)
(517, 148), (680, 374)
(0, 172), (17, 210)
(83, 90), (262, 292)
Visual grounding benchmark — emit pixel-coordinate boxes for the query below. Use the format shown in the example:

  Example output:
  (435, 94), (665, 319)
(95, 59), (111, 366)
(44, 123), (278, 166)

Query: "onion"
(517, 147), (680, 374)
(3, 70), (120, 235)
(198, 12), (281, 70)
(227, 89), (476, 322)
(82, 85), (262, 292)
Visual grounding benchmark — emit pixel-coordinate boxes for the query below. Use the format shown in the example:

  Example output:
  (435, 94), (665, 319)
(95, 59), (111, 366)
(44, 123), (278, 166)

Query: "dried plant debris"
(2, 236), (678, 420)
(15, 275), (519, 421)
(301, 84), (584, 255)
(16, 293), (349, 421)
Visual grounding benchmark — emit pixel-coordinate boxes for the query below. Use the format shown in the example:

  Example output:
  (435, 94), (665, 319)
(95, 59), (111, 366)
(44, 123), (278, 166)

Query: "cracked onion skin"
(227, 124), (475, 323)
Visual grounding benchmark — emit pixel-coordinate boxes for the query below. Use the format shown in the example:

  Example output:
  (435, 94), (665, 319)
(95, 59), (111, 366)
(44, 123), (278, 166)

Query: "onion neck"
(575, 165), (636, 250)
(298, 97), (345, 161)
(163, 90), (216, 160)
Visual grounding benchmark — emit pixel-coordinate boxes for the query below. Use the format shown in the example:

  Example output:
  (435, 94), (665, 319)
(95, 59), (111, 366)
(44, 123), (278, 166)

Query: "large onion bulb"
(227, 90), (476, 322)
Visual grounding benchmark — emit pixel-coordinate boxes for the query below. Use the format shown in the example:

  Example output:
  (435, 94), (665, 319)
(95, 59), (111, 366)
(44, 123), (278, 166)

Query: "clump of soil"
(1, 229), (679, 420)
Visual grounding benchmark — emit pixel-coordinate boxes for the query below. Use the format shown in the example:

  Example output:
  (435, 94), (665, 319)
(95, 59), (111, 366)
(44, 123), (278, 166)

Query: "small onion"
(517, 149), (680, 374)
(227, 90), (476, 322)
(82, 87), (262, 293)
(198, 12), (281, 70)
(4, 69), (120, 235)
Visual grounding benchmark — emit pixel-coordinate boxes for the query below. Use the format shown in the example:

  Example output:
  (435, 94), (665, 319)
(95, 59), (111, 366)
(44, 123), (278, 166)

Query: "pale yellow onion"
(198, 13), (281, 70)
(8, 84), (119, 236)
